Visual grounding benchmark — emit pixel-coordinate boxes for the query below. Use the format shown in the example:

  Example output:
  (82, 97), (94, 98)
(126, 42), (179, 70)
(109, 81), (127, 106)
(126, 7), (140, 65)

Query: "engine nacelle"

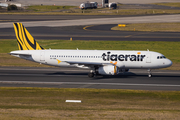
(116, 62), (125, 68)
(98, 65), (118, 75)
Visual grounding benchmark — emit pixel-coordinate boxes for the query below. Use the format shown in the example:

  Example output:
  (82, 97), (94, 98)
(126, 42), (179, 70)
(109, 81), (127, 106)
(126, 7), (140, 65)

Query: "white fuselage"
(10, 49), (172, 70)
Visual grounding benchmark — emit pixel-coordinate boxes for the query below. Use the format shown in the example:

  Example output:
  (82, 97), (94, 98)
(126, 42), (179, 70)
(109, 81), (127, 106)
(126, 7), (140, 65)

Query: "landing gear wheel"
(148, 74), (152, 78)
(147, 69), (152, 78)
(88, 72), (94, 78)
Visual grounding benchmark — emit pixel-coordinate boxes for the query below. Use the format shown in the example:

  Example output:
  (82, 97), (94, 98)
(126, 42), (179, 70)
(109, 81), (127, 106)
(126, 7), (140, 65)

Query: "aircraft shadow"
(45, 72), (180, 79)
(45, 72), (88, 76)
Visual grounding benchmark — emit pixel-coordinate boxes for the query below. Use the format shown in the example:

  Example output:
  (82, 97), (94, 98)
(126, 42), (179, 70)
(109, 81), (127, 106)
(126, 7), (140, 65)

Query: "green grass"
(0, 40), (180, 69)
(110, 9), (180, 15)
(153, 2), (180, 8)
(27, 5), (76, 12)
(112, 23), (180, 32)
(1, 39), (180, 62)
(0, 87), (179, 119)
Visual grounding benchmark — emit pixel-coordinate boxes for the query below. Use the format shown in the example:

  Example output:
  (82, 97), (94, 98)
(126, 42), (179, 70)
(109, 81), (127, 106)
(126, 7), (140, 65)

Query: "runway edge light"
(65, 100), (82, 103)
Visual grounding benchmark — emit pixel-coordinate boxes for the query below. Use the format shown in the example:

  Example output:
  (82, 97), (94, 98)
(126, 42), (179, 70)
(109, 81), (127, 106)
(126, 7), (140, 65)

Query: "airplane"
(10, 23), (172, 78)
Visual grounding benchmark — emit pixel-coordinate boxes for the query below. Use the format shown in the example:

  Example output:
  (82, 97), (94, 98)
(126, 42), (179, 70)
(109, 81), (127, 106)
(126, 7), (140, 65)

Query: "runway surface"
(1, 14), (180, 28)
(1, 24), (180, 41)
(1, 14), (180, 41)
(0, 67), (180, 90)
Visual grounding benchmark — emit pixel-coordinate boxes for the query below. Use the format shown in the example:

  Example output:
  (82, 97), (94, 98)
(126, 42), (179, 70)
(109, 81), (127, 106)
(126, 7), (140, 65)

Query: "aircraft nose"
(166, 59), (172, 67)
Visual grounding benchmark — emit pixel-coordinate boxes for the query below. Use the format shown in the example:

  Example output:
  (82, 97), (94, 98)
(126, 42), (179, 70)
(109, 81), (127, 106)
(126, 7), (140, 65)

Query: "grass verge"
(153, 2), (180, 8)
(0, 40), (180, 70)
(111, 23), (180, 32)
(26, 5), (76, 12)
(28, 6), (180, 15)
(0, 87), (179, 119)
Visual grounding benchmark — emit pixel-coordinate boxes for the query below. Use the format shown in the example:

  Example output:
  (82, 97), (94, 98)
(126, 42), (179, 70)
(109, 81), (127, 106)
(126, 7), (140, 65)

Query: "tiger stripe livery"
(13, 23), (44, 50)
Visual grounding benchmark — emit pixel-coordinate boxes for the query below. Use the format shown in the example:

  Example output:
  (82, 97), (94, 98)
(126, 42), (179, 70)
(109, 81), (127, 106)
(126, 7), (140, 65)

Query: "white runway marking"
(0, 81), (180, 87)
(0, 73), (86, 77)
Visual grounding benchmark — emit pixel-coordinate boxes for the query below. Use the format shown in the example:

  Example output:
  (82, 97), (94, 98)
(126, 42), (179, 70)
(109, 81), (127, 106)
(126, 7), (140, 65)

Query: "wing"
(65, 61), (113, 67)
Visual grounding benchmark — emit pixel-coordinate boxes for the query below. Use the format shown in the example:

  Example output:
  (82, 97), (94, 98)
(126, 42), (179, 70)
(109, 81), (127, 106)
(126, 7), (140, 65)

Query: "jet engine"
(98, 65), (118, 75)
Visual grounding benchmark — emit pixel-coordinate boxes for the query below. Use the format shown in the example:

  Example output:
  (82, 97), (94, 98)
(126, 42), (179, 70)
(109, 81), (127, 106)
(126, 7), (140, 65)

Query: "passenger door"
(40, 51), (45, 61)
(146, 53), (151, 63)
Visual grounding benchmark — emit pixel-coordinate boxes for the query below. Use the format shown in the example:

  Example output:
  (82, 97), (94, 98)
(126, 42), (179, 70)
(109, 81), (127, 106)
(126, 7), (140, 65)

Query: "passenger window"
(157, 56), (159, 59)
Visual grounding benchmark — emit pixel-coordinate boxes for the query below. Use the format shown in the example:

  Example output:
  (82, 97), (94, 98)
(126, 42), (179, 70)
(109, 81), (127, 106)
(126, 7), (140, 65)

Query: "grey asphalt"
(0, 15), (124, 22)
(0, 14), (180, 41)
(1, 14), (180, 28)
(1, 25), (180, 41)
(0, 67), (180, 90)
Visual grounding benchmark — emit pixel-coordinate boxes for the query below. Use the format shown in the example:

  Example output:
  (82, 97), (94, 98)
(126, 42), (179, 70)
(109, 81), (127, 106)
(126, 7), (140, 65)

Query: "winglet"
(13, 23), (44, 50)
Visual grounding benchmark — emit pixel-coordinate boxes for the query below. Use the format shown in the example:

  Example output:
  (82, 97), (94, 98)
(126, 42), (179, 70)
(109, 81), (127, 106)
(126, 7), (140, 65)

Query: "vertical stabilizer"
(13, 23), (44, 50)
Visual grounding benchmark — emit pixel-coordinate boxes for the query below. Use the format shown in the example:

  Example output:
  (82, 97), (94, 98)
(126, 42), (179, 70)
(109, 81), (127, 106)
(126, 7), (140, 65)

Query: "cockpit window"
(163, 56), (166, 58)
(157, 56), (166, 59)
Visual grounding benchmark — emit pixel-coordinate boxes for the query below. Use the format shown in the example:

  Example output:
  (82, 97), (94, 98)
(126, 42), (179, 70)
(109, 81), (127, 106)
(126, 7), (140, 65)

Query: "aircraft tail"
(13, 23), (44, 50)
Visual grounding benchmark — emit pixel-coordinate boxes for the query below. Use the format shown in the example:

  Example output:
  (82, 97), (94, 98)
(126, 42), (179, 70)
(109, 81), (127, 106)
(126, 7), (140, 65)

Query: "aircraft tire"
(148, 74), (152, 78)
(88, 73), (94, 78)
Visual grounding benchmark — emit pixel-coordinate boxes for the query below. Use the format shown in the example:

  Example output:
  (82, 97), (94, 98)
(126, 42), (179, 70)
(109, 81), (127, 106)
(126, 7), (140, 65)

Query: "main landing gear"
(88, 70), (95, 78)
(88, 72), (94, 78)
(148, 69), (152, 78)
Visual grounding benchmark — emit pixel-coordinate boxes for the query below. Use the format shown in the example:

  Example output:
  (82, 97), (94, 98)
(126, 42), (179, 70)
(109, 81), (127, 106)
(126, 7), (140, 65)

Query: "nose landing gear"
(148, 69), (152, 78)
